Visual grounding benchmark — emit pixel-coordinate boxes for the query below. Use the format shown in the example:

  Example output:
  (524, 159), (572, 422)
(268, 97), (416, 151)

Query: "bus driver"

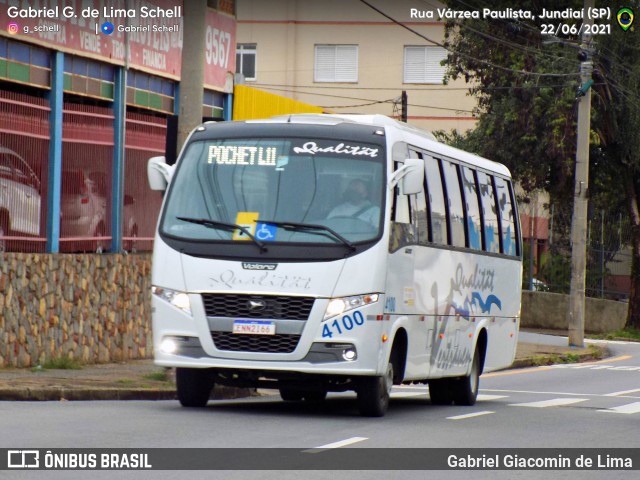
(327, 179), (379, 227)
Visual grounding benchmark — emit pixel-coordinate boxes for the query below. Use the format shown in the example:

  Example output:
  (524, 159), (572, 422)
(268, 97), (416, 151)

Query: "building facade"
(0, 0), (236, 254)
(236, 0), (477, 133)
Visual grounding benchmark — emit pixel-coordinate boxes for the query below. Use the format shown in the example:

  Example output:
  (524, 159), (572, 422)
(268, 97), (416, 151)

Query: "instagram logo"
(7, 22), (19, 35)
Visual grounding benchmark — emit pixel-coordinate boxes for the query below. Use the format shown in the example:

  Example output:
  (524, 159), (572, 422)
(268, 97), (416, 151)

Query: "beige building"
(236, 0), (477, 134)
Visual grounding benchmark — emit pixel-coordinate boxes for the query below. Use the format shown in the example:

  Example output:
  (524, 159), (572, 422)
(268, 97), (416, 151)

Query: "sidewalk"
(0, 331), (605, 401)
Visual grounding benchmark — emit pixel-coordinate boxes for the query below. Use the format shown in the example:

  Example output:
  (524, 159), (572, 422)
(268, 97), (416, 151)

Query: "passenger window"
(495, 176), (518, 256)
(477, 172), (500, 253)
(442, 160), (466, 248)
(424, 156), (446, 245)
(462, 166), (482, 250)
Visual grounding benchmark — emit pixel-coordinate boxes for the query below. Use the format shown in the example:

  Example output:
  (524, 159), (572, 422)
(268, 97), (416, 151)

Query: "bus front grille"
(211, 332), (301, 353)
(201, 293), (314, 320)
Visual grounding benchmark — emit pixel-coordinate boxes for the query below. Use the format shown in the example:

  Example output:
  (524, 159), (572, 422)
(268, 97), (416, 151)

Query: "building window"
(236, 43), (256, 81)
(403, 46), (447, 84)
(314, 45), (358, 83)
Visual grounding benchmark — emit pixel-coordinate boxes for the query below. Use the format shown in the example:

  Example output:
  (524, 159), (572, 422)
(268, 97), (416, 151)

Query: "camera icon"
(7, 22), (19, 35)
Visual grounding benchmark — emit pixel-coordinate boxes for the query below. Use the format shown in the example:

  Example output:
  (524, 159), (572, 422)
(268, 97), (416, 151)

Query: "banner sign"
(1, 448), (638, 471)
(0, 0), (236, 91)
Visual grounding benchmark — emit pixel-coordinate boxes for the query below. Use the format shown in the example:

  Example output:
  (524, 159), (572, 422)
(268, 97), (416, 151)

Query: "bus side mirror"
(401, 158), (424, 195)
(147, 156), (175, 191)
(389, 158), (424, 194)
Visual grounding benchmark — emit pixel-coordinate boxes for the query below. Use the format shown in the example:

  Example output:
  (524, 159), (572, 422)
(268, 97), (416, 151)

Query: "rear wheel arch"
(475, 328), (488, 375)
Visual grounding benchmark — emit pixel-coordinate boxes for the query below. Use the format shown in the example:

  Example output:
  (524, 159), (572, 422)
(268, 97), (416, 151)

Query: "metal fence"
(0, 90), (50, 253)
(0, 89), (166, 254)
(523, 203), (633, 301)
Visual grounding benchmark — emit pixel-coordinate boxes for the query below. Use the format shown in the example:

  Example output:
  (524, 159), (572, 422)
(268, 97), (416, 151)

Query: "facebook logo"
(8, 450), (39, 468)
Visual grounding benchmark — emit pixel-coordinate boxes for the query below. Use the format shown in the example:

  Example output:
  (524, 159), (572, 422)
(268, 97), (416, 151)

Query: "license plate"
(232, 320), (276, 335)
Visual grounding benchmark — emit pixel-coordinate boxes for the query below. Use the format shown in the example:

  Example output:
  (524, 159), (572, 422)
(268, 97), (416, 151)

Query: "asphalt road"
(1, 336), (638, 480)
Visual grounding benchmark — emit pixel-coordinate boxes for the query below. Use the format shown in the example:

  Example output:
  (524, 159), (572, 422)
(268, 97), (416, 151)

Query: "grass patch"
(591, 327), (640, 342)
(117, 379), (135, 385)
(587, 344), (605, 360)
(142, 370), (171, 382)
(38, 357), (83, 370)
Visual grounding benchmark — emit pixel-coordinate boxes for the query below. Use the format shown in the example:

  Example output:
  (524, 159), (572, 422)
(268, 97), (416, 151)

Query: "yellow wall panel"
(233, 85), (323, 120)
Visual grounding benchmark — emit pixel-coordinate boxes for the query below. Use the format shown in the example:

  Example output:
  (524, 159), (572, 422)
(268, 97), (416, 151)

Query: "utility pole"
(568, 0), (594, 348)
(177, 0), (208, 153)
(401, 90), (408, 123)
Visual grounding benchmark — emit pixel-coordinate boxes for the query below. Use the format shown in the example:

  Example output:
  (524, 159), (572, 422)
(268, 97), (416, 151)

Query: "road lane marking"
(597, 402), (640, 415)
(605, 388), (640, 397)
(391, 391), (426, 398)
(477, 394), (508, 401)
(447, 411), (495, 420)
(486, 388), (601, 397)
(591, 355), (633, 364)
(509, 398), (588, 408)
(551, 364), (640, 371)
(482, 366), (554, 378)
(304, 437), (368, 453)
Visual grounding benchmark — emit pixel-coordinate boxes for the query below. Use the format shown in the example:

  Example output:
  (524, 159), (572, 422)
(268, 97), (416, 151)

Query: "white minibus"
(148, 114), (522, 416)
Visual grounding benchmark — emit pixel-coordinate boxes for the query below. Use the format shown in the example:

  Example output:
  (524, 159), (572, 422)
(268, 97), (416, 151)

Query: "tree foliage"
(436, 0), (640, 327)
(437, 0), (585, 199)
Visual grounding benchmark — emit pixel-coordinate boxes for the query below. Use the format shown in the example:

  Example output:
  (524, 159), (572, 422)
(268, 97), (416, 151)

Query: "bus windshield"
(161, 137), (386, 248)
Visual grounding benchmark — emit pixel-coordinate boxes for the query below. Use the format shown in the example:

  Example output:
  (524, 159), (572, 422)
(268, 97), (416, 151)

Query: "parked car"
(0, 147), (41, 252)
(60, 169), (108, 252)
(85, 171), (139, 252)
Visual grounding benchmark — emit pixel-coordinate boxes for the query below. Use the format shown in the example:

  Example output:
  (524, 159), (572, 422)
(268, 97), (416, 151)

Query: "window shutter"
(315, 45), (358, 82)
(404, 46), (447, 84)
(424, 47), (447, 84)
(404, 46), (425, 83)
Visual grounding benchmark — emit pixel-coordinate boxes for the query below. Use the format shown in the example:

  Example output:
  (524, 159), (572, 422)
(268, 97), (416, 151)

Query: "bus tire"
(429, 379), (454, 405)
(279, 388), (304, 402)
(303, 389), (327, 402)
(176, 368), (214, 407)
(452, 347), (481, 406)
(357, 362), (393, 417)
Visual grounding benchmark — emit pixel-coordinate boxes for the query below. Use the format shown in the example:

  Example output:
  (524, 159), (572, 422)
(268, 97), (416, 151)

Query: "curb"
(0, 385), (253, 402)
(0, 387), (177, 401)
(510, 345), (607, 369)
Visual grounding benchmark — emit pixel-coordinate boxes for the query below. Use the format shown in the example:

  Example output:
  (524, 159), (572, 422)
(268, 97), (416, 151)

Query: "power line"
(251, 82), (583, 92)
(251, 84), (476, 113)
(358, 0), (579, 78)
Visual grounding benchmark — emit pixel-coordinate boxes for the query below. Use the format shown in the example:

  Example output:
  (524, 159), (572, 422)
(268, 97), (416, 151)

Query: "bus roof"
(229, 114), (511, 177)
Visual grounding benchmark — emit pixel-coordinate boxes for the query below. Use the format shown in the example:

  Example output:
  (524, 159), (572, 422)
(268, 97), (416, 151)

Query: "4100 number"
(322, 311), (365, 338)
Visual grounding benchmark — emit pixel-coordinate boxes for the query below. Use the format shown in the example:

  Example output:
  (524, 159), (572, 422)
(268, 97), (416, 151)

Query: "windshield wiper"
(257, 220), (356, 251)
(176, 217), (267, 252)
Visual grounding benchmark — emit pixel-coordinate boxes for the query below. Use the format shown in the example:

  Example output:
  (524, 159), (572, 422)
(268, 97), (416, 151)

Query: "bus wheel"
(303, 389), (327, 402)
(452, 347), (481, 406)
(429, 379), (454, 405)
(279, 388), (304, 402)
(176, 368), (214, 407)
(357, 362), (393, 417)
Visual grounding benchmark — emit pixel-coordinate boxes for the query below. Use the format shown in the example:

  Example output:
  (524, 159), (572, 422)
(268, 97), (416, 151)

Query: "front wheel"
(176, 368), (214, 407)
(357, 362), (393, 417)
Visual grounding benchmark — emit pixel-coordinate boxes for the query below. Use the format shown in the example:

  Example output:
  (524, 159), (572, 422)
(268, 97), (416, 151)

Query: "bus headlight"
(323, 294), (379, 320)
(152, 286), (192, 315)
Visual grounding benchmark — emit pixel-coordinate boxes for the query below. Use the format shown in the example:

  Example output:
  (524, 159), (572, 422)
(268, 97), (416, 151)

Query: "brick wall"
(0, 253), (152, 368)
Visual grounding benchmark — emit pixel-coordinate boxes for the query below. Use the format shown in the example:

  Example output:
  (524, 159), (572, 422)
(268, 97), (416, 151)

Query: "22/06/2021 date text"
(541, 23), (611, 36)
